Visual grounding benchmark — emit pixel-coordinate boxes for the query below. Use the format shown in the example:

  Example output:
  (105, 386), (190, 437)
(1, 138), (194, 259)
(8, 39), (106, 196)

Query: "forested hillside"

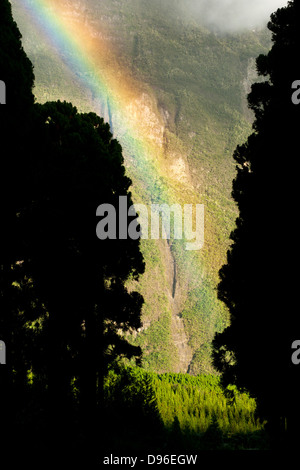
(103, 367), (267, 452)
(11, 0), (272, 374)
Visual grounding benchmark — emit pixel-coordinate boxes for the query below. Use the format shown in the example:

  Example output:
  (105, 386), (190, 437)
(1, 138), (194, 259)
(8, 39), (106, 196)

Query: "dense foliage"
(103, 366), (267, 452)
(12, 0), (272, 374)
(0, 1), (144, 463)
(213, 0), (300, 447)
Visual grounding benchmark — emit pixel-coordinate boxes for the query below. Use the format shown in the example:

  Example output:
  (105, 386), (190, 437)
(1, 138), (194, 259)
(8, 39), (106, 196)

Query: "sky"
(187, 0), (289, 32)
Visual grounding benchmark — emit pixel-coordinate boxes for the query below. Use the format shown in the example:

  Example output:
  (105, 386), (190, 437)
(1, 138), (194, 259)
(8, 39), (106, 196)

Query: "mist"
(184, 0), (289, 33)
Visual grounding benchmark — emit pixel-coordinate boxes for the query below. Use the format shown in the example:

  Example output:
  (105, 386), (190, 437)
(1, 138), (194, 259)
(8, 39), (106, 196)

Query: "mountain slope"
(11, 0), (272, 374)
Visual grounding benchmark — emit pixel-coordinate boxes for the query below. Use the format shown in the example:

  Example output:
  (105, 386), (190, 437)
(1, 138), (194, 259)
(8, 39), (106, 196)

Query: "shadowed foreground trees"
(0, 0), (35, 458)
(213, 0), (300, 448)
(21, 101), (145, 458)
(0, 0), (145, 463)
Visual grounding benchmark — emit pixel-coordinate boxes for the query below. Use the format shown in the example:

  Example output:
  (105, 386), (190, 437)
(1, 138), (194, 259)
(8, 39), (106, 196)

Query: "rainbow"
(16, 0), (225, 357)
(19, 0), (181, 208)
(18, 0), (205, 264)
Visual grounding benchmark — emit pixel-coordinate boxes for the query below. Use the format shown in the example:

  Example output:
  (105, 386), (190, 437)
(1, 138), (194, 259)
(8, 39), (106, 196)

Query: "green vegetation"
(213, 0), (300, 446)
(3, 0), (297, 457)
(11, 0), (273, 374)
(1, 1), (144, 463)
(103, 365), (268, 452)
(115, 7), (271, 373)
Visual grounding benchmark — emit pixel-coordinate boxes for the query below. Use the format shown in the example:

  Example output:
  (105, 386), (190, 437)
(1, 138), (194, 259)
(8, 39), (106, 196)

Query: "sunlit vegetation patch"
(104, 366), (268, 451)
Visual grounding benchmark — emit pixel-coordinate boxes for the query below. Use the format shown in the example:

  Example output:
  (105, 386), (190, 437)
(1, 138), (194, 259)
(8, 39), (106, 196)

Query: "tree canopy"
(0, 0), (144, 463)
(213, 0), (300, 447)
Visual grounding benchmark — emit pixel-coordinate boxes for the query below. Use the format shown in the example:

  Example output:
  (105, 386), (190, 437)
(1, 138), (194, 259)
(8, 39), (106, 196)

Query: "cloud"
(187, 0), (289, 32)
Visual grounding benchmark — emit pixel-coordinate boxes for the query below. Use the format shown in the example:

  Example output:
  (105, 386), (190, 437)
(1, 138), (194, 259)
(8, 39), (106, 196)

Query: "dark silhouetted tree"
(213, 0), (300, 448)
(0, 2), (145, 462)
(19, 101), (145, 461)
(0, 0), (36, 456)
(26, 100), (144, 412)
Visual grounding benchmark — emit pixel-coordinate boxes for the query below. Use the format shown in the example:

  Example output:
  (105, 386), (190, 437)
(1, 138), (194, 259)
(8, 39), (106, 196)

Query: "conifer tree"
(213, 0), (300, 447)
(0, 0), (35, 455)
(23, 102), (145, 450)
(0, 1), (145, 462)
